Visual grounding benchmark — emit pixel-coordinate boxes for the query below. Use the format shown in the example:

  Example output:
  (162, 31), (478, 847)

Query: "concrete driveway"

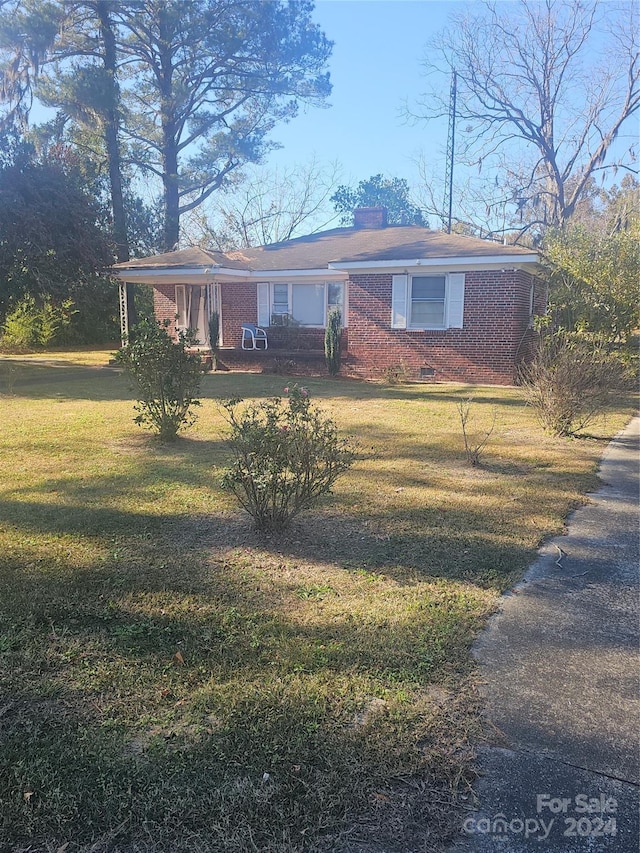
(452, 415), (640, 852)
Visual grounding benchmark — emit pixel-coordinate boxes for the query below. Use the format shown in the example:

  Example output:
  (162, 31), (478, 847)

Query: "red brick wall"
(220, 282), (257, 348)
(152, 273), (546, 384)
(517, 276), (548, 368)
(152, 282), (347, 353)
(346, 270), (544, 385)
(153, 283), (178, 330)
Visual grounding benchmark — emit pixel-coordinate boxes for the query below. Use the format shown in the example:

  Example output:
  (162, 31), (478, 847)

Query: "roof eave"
(113, 265), (349, 282)
(112, 266), (221, 283)
(245, 268), (347, 279)
(328, 254), (539, 270)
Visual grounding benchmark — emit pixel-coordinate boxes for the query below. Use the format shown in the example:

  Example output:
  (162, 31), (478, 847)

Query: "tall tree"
(0, 0), (60, 130)
(115, 0), (332, 251)
(30, 1), (131, 262)
(1, 0), (332, 257)
(0, 138), (117, 340)
(413, 0), (639, 236)
(331, 174), (425, 226)
(0, 0), (140, 324)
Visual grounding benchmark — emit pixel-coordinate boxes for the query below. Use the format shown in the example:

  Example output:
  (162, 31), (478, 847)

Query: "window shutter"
(257, 282), (270, 326)
(391, 274), (408, 329)
(446, 273), (465, 328)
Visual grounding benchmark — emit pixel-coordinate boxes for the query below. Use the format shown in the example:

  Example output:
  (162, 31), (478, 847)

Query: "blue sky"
(266, 0), (458, 188)
(262, 0), (638, 232)
(26, 0), (635, 234)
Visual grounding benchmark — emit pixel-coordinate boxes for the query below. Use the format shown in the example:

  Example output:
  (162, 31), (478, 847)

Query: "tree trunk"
(162, 137), (180, 252)
(157, 6), (179, 252)
(95, 0), (136, 326)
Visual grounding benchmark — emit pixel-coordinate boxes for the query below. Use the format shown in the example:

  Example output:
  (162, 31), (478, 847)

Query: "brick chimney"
(353, 206), (388, 229)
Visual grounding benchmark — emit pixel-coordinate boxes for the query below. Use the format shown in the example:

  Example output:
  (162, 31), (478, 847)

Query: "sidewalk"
(453, 415), (640, 852)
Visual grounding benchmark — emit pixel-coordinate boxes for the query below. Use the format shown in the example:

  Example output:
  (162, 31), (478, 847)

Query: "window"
(292, 283), (325, 325)
(328, 282), (343, 310)
(272, 283), (289, 320)
(261, 282), (345, 327)
(391, 273), (465, 330)
(410, 276), (445, 327)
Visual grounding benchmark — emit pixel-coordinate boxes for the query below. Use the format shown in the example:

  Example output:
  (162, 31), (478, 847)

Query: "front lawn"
(0, 356), (633, 852)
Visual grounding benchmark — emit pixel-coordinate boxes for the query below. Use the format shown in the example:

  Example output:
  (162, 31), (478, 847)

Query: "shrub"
(383, 362), (409, 385)
(456, 398), (497, 466)
(222, 385), (355, 532)
(115, 318), (202, 441)
(324, 307), (342, 376)
(208, 311), (220, 370)
(519, 331), (626, 437)
(269, 314), (306, 350)
(1, 295), (76, 348)
(267, 356), (297, 375)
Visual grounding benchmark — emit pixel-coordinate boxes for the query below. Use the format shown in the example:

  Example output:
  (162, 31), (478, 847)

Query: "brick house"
(113, 207), (544, 385)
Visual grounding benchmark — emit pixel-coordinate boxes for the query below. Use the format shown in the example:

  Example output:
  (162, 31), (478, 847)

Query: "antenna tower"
(442, 70), (457, 233)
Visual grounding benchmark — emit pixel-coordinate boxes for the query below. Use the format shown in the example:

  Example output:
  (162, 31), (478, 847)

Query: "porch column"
(118, 281), (129, 346)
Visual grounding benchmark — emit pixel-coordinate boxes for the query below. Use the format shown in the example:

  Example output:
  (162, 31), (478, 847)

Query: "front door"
(176, 283), (221, 347)
(188, 285), (208, 347)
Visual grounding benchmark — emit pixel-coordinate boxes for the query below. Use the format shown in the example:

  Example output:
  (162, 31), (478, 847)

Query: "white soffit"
(327, 254), (538, 271)
(113, 266), (348, 283)
(112, 255), (539, 284)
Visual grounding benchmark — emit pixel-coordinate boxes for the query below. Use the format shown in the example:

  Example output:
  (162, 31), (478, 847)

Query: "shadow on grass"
(0, 661), (471, 853)
(1, 492), (628, 853)
(0, 363), (134, 402)
(0, 461), (584, 589)
(202, 373), (529, 406)
(0, 532), (481, 851)
(2, 432), (232, 503)
(1, 359), (528, 408)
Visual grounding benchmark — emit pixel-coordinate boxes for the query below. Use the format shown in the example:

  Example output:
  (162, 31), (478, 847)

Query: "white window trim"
(263, 281), (347, 328)
(391, 272), (465, 331)
(408, 274), (447, 330)
(175, 283), (187, 331)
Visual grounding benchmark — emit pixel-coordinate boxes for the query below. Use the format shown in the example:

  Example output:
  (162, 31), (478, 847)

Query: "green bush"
(519, 331), (626, 437)
(208, 311), (220, 369)
(324, 307), (342, 376)
(1, 295), (76, 348)
(115, 318), (202, 441)
(222, 385), (355, 532)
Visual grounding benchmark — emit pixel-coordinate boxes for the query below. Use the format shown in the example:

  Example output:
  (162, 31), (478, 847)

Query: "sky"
(23, 0), (637, 235)
(266, 0), (456, 192)
(259, 0), (638, 234)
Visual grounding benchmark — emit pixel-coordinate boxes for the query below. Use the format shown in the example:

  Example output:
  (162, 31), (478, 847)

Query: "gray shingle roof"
(112, 246), (246, 270)
(237, 226), (534, 269)
(113, 226), (536, 273)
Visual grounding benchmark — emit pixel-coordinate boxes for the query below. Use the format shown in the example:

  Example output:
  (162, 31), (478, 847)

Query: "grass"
(0, 356), (635, 852)
(0, 345), (119, 367)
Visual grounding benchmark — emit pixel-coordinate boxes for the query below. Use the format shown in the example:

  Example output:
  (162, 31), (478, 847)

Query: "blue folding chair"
(241, 323), (268, 350)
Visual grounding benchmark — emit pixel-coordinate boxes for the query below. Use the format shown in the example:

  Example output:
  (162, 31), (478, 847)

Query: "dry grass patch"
(0, 360), (634, 852)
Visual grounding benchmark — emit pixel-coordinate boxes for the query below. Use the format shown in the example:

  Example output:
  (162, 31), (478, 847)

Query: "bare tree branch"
(183, 157), (341, 249)
(411, 0), (639, 233)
